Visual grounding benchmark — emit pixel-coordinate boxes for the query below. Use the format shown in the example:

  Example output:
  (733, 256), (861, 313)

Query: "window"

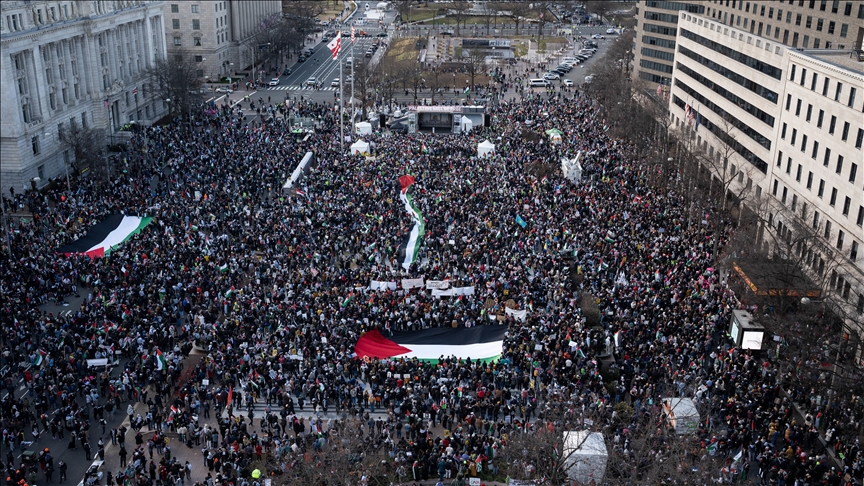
(807, 171), (814, 189)
(811, 141), (819, 159)
(810, 73), (818, 90)
(806, 104), (812, 121)
(781, 124), (787, 139)
(773, 179), (779, 196)
(782, 186), (788, 203)
(817, 109), (824, 127)
(194, 55), (203, 62)
(835, 82), (843, 101)
(791, 128), (798, 145)
(840, 24), (848, 37)
(836, 155), (844, 174)
(823, 147), (831, 166)
(850, 164), (859, 183)
(806, 15), (812, 28)
(796, 164), (803, 181)
(823, 78), (830, 96)
(816, 18), (824, 30)
(31, 136), (40, 155)
(800, 68), (807, 85)
(170, 4), (179, 13)
(845, 2), (853, 15)
(850, 87), (858, 107)
(796, 13), (802, 25)
(173, 37), (181, 46)
(786, 94), (792, 110)
(841, 122), (850, 141)
(795, 99), (802, 116)
(832, 0), (839, 12)
(786, 158), (792, 174)
(820, 0), (827, 9)
(828, 20), (835, 33)
(194, 37), (201, 46)
(191, 5), (199, 13)
(777, 151), (784, 166)
(801, 134), (808, 152)
(824, 221), (832, 239)
(829, 187), (838, 206)
(851, 241), (859, 261)
(813, 211), (821, 229)
(818, 180), (825, 197)
(858, 206), (864, 226)
(843, 197), (851, 216)
(837, 231), (844, 250)
(37, 165), (44, 179)
(172, 19), (180, 29)
(829, 115), (836, 134)
(791, 195), (797, 211)
(192, 19), (200, 30)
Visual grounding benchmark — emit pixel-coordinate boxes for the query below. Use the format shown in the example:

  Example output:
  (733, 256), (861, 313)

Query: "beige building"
(162, 0), (282, 80)
(668, 12), (863, 338)
(1, 0), (167, 194)
(633, 0), (864, 87)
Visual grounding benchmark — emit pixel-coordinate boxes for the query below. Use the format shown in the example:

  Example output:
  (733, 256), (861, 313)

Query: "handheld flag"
(515, 215), (528, 228)
(396, 175), (426, 271)
(327, 32), (342, 59)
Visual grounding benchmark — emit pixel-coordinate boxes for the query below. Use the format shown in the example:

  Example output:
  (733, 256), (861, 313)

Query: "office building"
(668, 12), (863, 336)
(162, 0), (282, 80)
(0, 0), (167, 194)
(633, 0), (864, 86)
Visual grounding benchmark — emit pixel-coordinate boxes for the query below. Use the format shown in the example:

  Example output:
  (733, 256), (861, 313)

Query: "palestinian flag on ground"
(396, 175), (426, 271)
(57, 214), (153, 258)
(355, 326), (507, 363)
(155, 349), (167, 371)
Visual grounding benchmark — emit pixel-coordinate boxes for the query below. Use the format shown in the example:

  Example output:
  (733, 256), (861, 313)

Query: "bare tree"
(143, 56), (203, 123)
(531, 0), (553, 37)
(390, 0), (414, 22)
(58, 125), (105, 175)
(493, 1), (532, 35)
(583, 0), (612, 24)
(446, 1), (472, 36)
(464, 49), (486, 88)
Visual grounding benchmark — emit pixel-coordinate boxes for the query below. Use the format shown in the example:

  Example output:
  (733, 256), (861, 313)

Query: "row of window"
(671, 94), (769, 173)
(642, 35), (677, 49)
(679, 28), (783, 80)
(641, 22), (677, 37)
(641, 47), (675, 62)
(645, 1), (705, 14)
(639, 59), (673, 74)
(677, 46), (779, 105)
(788, 64), (860, 110)
(674, 78), (773, 151)
(783, 95), (864, 149)
(170, 4), (200, 14)
(172, 18), (201, 30)
(711, 0), (863, 18)
(644, 11), (680, 24)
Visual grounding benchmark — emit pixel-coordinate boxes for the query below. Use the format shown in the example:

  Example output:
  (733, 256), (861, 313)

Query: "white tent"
(562, 431), (607, 485)
(355, 121), (372, 136)
(562, 152), (583, 182)
(477, 139), (495, 158)
(350, 139), (370, 155)
(376, 1), (389, 10)
(460, 117), (473, 134)
(663, 398), (700, 434)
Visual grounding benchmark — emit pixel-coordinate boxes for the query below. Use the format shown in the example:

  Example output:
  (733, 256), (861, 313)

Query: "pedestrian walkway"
(267, 85), (338, 92)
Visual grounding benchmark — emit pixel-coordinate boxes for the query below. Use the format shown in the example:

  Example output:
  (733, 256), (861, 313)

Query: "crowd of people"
(1, 78), (862, 486)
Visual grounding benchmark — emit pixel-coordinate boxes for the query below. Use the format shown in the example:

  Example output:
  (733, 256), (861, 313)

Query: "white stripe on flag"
(393, 341), (504, 361)
(86, 216), (146, 253)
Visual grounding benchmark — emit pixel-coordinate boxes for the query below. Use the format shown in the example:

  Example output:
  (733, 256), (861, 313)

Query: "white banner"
(369, 280), (397, 291)
(431, 288), (456, 297)
(505, 307), (528, 321)
(401, 277), (425, 289)
(452, 286), (475, 296)
(426, 280), (451, 290)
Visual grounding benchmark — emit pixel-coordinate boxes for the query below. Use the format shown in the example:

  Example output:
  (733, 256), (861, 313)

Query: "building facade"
(161, 0), (282, 80)
(1, 0), (167, 193)
(633, 0), (864, 86)
(668, 12), (864, 337)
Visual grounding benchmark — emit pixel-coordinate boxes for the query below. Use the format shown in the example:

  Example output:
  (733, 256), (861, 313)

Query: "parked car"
(269, 78), (280, 86)
(543, 73), (560, 80)
(282, 68), (292, 76)
(606, 28), (617, 34)
(298, 55), (306, 62)
(440, 31), (453, 36)
(377, 32), (388, 37)
(344, 75), (353, 82)
(215, 87), (233, 94)
(331, 78), (340, 87)
(563, 79), (574, 87)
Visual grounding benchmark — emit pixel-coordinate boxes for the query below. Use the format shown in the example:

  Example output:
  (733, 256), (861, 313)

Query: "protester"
(1, 84), (861, 486)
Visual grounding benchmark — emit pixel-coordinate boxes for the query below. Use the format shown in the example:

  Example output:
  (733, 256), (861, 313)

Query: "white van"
(529, 78), (549, 87)
(562, 57), (579, 63)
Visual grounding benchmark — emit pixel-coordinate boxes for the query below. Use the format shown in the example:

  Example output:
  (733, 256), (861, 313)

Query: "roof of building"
(796, 49), (864, 76)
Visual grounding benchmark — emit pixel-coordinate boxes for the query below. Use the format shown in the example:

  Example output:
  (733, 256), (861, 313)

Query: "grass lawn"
(317, 0), (351, 22)
(403, 9), (440, 23)
(383, 38), (418, 63)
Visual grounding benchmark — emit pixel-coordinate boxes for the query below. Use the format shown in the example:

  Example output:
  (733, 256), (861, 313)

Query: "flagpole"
(351, 37), (355, 125)
(340, 58), (344, 152)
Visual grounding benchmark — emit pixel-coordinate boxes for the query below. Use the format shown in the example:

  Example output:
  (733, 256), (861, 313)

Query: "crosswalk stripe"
(267, 86), (337, 91)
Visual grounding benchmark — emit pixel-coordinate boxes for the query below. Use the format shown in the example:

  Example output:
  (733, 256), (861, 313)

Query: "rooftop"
(796, 49), (864, 76)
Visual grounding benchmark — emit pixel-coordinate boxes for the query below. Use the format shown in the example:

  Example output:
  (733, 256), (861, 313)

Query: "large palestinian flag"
(355, 326), (507, 363)
(396, 175), (426, 271)
(57, 214), (153, 258)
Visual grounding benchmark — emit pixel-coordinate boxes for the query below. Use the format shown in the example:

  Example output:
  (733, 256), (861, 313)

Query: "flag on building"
(688, 107), (695, 125)
(132, 87), (138, 95)
(695, 110), (701, 132)
(327, 32), (342, 59)
(656, 83), (663, 98)
(355, 326), (508, 363)
(396, 175), (426, 271)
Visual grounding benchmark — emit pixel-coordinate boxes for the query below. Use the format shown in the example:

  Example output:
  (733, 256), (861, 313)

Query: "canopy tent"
(562, 431), (608, 484)
(663, 398), (700, 434)
(562, 152), (583, 182)
(56, 214), (153, 258)
(350, 139), (370, 155)
(355, 121), (372, 135)
(460, 116), (473, 134)
(477, 139), (495, 158)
